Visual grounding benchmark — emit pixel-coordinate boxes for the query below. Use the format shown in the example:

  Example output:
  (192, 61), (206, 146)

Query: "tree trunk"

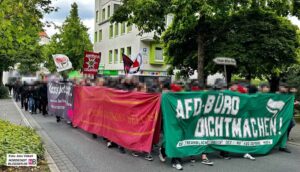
(269, 75), (280, 93)
(0, 70), (3, 86)
(197, 34), (205, 86)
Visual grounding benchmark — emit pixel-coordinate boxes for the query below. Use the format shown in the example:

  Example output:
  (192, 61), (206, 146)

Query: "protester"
(259, 83), (270, 93)
(288, 86), (298, 141)
(39, 81), (48, 116)
(277, 83), (292, 153)
(159, 81), (184, 170)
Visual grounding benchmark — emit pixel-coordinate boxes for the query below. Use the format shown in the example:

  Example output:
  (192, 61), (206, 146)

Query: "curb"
(288, 141), (300, 146)
(13, 100), (61, 172)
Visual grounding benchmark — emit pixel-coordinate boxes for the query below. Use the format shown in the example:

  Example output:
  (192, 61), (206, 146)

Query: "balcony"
(140, 32), (155, 42)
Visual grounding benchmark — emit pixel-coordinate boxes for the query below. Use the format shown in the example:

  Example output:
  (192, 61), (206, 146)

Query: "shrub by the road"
(0, 85), (9, 99)
(0, 119), (44, 166)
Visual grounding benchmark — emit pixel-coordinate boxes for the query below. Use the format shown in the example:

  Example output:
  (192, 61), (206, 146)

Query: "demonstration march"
(2, 1), (300, 171)
(5, 50), (297, 171)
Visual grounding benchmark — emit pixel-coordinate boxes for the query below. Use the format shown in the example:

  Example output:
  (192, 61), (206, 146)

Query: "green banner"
(161, 91), (294, 158)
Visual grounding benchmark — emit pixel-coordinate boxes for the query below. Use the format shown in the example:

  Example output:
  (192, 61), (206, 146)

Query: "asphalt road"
(1, 99), (300, 172)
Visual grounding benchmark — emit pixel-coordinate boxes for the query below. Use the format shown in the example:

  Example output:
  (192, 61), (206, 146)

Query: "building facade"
(94, 0), (171, 78)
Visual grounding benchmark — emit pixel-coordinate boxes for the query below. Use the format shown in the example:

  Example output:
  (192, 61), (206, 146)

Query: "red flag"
(129, 53), (142, 74)
(83, 51), (101, 75)
(122, 54), (133, 74)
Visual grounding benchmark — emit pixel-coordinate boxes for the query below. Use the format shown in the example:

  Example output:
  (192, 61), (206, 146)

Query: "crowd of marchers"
(5, 76), (298, 170)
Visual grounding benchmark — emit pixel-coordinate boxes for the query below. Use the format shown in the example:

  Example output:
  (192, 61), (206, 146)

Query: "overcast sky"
(43, 0), (94, 41)
(43, 0), (300, 42)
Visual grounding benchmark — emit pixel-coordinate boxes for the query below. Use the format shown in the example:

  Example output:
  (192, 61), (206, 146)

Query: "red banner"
(73, 86), (161, 153)
(83, 51), (101, 75)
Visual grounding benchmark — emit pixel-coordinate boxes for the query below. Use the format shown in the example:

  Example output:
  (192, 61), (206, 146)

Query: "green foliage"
(44, 3), (93, 71)
(112, 0), (300, 83)
(207, 9), (299, 80)
(0, 86), (9, 99)
(0, 120), (44, 166)
(0, 0), (54, 82)
(283, 64), (300, 99)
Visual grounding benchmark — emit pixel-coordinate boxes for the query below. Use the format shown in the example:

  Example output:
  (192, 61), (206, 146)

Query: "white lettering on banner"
(215, 117), (224, 137)
(264, 118), (270, 136)
(176, 100), (185, 119)
(208, 116), (215, 137)
(243, 119), (252, 138)
(221, 95), (232, 114)
(232, 118), (242, 138)
(176, 139), (273, 147)
(270, 119), (276, 136)
(257, 118), (265, 137)
(214, 94), (224, 114)
(250, 118), (258, 138)
(175, 94), (241, 119)
(193, 98), (202, 116)
(224, 117), (232, 137)
(204, 96), (215, 114)
(185, 99), (193, 119)
(194, 117), (280, 139)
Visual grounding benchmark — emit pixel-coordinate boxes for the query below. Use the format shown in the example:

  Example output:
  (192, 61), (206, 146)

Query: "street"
(1, 98), (300, 172)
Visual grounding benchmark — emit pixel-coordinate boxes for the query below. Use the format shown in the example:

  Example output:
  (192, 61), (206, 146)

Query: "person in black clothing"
(27, 85), (35, 114)
(32, 83), (40, 114)
(39, 82), (48, 116)
(21, 82), (29, 111)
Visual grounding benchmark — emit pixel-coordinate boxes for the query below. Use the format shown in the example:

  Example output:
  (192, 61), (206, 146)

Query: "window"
(114, 4), (120, 13)
(114, 23), (119, 37)
(96, 11), (99, 23)
(109, 25), (113, 38)
(99, 11), (102, 22)
(127, 24), (132, 33)
(94, 31), (98, 43)
(155, 47), (163, 61)
(120, 48), (125, 63)
(109, 50), (113, 64)
(99, 30), (102, 41)
(121, 22), (126, 34)
(102, 8), (106, 21)
(114, 49), (118, 64)
(108, 5), (111, 18)
(126, 47), (132, 57)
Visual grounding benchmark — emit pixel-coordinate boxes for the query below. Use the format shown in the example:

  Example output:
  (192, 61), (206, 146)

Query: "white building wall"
(94, 0), (168, 76)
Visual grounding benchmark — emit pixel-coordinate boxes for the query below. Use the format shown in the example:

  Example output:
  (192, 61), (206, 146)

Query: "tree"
(0, 0), (54, 85)
(44, 3), (93, 71)
(207, 9), (299, 87)
(112, 0), (300, 85)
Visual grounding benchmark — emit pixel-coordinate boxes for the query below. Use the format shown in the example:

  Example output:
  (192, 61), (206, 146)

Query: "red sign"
(83, 51), (101, 75)
(72, 86), (161, 153)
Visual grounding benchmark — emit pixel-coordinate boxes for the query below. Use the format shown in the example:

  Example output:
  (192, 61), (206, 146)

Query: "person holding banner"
(159, 82), (184, 170)
(288, 86), (298, 141)
(277, 83), (292, 153)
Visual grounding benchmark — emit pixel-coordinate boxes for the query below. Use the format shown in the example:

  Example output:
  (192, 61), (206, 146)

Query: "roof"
(39, 31), (49, 38)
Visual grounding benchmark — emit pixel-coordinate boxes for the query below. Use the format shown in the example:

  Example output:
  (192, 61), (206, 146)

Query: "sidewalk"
(0, 98), (61, 172)
(289, 121), (300, 146)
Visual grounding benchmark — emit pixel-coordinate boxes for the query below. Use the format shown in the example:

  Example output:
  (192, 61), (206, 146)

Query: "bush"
(0, 85), (9, 99)
(0, 120), (44, 166)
